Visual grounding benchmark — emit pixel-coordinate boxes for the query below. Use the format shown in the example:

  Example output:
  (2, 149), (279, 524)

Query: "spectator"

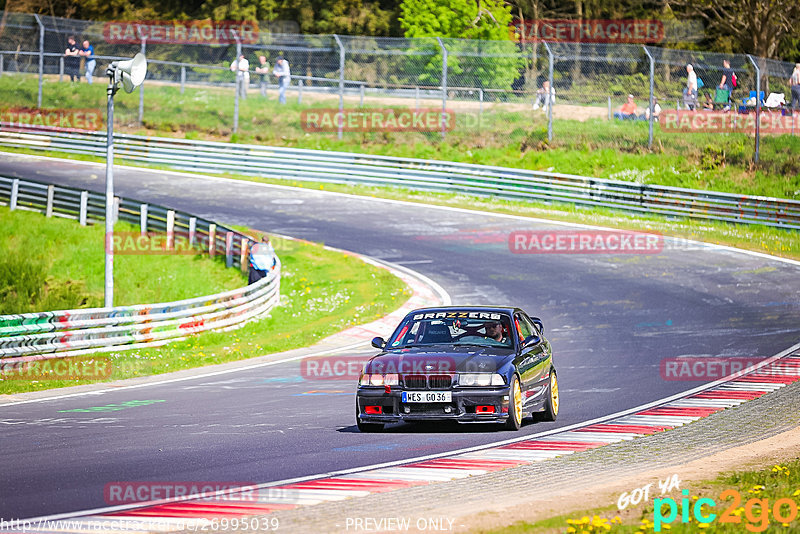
(719, 59), (733, 91)
(533, 80), (555, 112)
(683, 64), (698, 110)
(273, 57), (291, 105)
(790, 63), (800, 112)
(64, 36), (81, 82)
(254, 55), (270, 97)
(80, 40), (95, 85)
(230, 54), (250, 99)
(640, 98), (661, 121)
(614, 94), (637, 120)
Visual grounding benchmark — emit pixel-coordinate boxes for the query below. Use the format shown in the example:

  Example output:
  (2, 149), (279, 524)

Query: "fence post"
(436, 36), (448, 140)
(233, 39), (242, 134)
(180, 65), (186, 94)
(59, 57), (63, 81)
(225, 231), (234, 268)
(643, 46), (654, 149)
(608, 96), (612, 120)
(415, 85), (419, 109)
(747, 55), (761, 164)
(333, 34), (345, 140)
(543, 41), (554, 142)
(208, 223), (216, 257)
(479, 88), (483, 129)
(166, 210), (175, 250)
(360, 83), (364, 106)
(189, 217), (196, 246)
(240, 237), (249, 273)
(138, 37), (146, 126)
(298, 79), (303, 104)
(9, 179), (19, 210)
(79, 191), (88, 226)
(113, 197), (120, 224)
(46, 185), (54, 217)
(140, 204), (148, 233)
(0, 53), (4, 76)
(33, 14), (44, 108)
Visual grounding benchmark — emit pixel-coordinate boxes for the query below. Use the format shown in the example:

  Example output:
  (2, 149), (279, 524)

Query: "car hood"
(364, 345), (515, 375)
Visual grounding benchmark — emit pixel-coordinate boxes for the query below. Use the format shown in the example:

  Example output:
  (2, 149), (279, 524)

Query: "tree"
(399, 0), (523, 90)
(675, 0), (800, 59)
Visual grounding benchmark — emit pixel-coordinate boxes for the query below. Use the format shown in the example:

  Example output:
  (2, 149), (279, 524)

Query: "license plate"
(402, 391), (452, 403)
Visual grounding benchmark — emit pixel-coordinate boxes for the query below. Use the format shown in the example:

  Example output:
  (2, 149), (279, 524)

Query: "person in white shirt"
(230, 54), (250, 99)
(684, 64), (698, 110)
(533, 80), (555, 112)
(255, 55), (270, 97)
(273, 57), (291, 104)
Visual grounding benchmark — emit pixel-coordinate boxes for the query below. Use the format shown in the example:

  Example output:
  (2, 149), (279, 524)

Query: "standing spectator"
(790, 63), (800, 112)
(683, 64), (698, 110)
(255, 55), (270, 97)
(719, 59), (734, 91)
(230, 54), (250, 99)
(273, 57), (291, 105)
(614, 94), (637, 120)
(80, 40), (96, 85)
(532, 80), (555, 113)
(64, 36), (81, 83)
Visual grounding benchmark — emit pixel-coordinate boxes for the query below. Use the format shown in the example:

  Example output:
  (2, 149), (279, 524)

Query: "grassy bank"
(0, 228), (410, 394)
(1, 75), (799, 199)
(480, 458), (800, 533)
(0, 208), (244, 313)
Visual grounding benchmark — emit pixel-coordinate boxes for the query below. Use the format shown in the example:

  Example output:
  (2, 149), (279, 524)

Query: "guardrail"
(0, 174), (281, 363)
(0, 127), (798, 230)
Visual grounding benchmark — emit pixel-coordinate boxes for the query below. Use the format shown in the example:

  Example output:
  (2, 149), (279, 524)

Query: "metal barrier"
(0, 174), (281, 362)
(1, 127), (798, 230)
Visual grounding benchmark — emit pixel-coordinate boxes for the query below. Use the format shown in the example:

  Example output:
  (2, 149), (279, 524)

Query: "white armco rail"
(0, 174), (281, 363)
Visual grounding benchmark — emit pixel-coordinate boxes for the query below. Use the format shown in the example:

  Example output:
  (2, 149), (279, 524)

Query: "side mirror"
(531, 317), (544, 334)
(522, 334), (541, 347)
(371, 336), (386, 349)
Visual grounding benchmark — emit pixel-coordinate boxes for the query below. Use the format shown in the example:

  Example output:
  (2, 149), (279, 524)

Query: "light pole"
(105, 53), (147, 307)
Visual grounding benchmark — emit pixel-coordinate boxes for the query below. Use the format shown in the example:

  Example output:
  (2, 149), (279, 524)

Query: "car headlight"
(458, 373), (505, 386)
(359, 373), (399, 386)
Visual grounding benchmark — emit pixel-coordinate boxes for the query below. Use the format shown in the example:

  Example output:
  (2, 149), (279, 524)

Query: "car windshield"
(387, 312), (514, 349)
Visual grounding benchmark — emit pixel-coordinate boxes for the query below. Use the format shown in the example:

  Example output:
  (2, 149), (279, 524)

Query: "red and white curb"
(14, 349), (800, 533)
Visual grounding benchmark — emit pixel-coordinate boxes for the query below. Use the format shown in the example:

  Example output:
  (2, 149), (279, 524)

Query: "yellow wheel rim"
(513, 380), (523, 422)
(550, 372), (560, 416)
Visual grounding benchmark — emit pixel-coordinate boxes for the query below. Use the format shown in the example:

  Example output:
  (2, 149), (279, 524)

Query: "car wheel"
(355, 402), (384, 432)
(537, 370), (559, 422)
(504, 375), (523, 430)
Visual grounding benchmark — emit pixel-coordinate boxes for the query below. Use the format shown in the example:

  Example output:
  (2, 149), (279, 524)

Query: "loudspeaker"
(112, 53), (147, 93)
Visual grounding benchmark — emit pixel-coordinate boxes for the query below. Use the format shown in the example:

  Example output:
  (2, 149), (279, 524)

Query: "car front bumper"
(356, 386), (511, 424)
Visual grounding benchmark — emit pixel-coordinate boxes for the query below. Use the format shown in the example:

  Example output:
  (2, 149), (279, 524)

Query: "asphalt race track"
(1, 154), (798, 519)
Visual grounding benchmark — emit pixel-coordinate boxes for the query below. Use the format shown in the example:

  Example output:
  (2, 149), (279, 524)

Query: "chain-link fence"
(0, 11), (798, 166)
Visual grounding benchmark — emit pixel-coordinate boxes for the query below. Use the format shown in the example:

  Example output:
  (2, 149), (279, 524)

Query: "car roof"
(404, 305), (521, 317)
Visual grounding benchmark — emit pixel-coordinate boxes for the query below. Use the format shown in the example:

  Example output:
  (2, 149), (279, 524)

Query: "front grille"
(403, 374), (426, 389)
(428, 375), (452, 389)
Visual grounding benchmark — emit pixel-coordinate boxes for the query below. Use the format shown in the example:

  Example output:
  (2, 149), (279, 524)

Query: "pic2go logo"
(654, 489), (800, 532)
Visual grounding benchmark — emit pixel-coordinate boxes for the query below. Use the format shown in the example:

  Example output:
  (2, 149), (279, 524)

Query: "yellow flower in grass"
(748, 485), (766, 494)
(793, 489), (800, 497)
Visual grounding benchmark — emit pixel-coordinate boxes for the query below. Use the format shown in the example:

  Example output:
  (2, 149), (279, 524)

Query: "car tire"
(536, 370), (559, 422)
(504, 375), (523, 431)
(356, 402), (384, 432)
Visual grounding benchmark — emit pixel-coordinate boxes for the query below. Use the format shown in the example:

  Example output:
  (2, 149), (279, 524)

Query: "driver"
(485, 320), (508, 344)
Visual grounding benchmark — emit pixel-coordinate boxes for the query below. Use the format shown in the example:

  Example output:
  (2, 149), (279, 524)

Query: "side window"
(521, 313), (540, 336)
(515, 313), (533, 340)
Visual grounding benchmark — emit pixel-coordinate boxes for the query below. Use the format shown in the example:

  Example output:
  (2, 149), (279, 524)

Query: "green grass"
(0, 208), (244, 313)
(2, 75), (799, 199)
(0, 227), (410, 394)
(477, 460), (800, 533)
